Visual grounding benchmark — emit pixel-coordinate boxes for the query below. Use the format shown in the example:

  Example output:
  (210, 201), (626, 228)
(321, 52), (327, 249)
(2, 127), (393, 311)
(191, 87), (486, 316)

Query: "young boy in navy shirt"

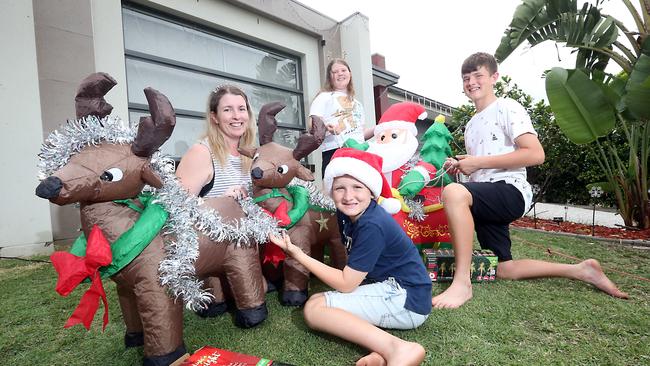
(270, 148), (431, 366)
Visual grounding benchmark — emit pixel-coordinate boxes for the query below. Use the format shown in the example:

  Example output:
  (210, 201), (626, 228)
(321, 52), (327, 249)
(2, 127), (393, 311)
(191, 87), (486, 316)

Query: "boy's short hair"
(461, 52), (498, 75)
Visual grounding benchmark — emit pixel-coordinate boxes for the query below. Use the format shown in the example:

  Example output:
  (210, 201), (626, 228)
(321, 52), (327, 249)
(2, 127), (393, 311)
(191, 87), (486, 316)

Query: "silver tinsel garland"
(38, 117), (282, 311)
(148, 155), (282, 311)
(404, 198), (426, 221)
(37, 116), (135, 180)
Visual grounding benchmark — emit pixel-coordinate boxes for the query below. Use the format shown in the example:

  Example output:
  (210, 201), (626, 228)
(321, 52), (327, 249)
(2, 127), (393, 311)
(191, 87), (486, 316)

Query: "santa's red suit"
(385, 160), (449, 245)
(368, 102), (450, 246)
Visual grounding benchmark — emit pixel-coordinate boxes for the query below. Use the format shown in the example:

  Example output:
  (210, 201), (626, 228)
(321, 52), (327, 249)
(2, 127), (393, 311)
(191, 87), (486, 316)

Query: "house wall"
(0, 0), (54, 256)
(4, 0), (375, 254)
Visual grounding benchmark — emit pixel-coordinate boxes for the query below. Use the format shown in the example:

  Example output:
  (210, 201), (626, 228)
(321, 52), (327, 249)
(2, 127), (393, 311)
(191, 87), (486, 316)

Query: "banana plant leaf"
(624, 54), (650, 120)
(495, 0), (617, 70)
(545, 67), (615, 144)
(496, 0), (576, 61)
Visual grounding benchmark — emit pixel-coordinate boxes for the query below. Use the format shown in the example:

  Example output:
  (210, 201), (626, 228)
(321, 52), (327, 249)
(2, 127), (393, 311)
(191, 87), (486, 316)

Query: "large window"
(122, 6), (305, 159)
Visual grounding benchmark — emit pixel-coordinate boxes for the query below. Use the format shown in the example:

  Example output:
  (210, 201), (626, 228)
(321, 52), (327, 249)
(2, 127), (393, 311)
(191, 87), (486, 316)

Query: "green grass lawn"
(1, 228), (648, 365)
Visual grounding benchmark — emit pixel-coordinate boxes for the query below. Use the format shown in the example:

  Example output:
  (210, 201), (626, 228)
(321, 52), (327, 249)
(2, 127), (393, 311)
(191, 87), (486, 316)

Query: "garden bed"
(512, 216), (650, 241)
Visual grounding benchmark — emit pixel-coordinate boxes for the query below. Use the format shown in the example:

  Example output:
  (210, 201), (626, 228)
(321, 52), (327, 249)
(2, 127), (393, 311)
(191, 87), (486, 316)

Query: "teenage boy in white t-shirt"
(431, 52), (628, 309)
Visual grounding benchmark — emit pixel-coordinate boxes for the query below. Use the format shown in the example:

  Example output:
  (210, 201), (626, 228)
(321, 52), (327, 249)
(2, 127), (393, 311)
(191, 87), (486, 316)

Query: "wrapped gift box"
(173, 346), (294, 366)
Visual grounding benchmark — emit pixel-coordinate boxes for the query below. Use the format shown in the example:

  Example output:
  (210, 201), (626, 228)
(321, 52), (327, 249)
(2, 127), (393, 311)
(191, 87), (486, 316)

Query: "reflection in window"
(122, 6), (306, 161)
(123, 8), (299, 89)
(273, 128), (300, 148)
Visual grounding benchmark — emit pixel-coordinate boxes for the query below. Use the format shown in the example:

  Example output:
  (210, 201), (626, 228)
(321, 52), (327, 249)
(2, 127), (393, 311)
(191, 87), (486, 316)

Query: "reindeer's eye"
(100, 168), (124, 182)
(253, 152), (260, 161)
(380, 135), (386, 141)
(277, 165), (289, 174)
(391, 133), (398, 139)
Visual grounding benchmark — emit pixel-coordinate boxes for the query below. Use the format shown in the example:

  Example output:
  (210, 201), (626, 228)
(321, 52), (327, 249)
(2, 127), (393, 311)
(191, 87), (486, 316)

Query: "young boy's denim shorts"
(324, 277), (429, 330)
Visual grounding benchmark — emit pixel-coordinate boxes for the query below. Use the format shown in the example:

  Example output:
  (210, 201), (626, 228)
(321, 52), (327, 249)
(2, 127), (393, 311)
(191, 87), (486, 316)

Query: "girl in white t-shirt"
(309, 58), (374, 176)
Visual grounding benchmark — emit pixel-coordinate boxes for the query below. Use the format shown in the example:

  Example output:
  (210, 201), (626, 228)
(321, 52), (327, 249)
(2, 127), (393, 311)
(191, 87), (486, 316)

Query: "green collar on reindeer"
(253, 185), (329, 229)
(69, 192), (168, 278)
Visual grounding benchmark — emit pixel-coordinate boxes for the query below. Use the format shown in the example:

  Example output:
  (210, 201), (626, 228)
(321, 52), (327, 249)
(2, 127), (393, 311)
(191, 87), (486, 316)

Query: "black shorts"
(461, 181), (525, 261)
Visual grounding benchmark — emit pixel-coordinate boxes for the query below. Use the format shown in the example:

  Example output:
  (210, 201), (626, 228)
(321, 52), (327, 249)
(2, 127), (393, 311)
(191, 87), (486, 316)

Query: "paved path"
(525, 202), (624, 228)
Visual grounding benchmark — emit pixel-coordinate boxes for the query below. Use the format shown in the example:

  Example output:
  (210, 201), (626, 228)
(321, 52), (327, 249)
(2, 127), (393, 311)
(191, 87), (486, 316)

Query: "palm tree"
(496, 0), (649, 228)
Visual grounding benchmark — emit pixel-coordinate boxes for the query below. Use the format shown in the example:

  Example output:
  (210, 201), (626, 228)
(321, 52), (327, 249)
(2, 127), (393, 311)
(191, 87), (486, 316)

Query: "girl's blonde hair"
(321, 58), (355, 101)
(203, 85), (256, 172)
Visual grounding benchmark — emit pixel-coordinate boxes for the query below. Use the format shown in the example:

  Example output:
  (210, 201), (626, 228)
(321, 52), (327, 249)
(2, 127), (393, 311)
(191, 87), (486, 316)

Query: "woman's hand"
(223, 185), (248, 200)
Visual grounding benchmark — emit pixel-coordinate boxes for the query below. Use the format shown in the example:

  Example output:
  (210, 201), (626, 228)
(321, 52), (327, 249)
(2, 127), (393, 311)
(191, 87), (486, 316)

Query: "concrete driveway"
(525, 202), (624, 228)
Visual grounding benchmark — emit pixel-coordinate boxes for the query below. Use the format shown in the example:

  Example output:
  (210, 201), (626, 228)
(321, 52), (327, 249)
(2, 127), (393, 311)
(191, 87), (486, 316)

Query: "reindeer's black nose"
(251, 167), (264, 180)
(35, 176), (63, 199)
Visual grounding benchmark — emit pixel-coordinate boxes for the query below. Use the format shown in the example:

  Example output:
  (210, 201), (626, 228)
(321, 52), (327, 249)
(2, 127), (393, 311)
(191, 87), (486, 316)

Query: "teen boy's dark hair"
(461, 52), (498, 75)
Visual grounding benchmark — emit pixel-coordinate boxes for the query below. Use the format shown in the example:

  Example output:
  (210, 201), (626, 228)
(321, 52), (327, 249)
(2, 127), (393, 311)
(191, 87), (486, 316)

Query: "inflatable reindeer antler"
(256, 101), (325, 161)
(131, 87), (176, 157)
(293, 116), (325, 161)
(75, 72), (117, 119)
(257, 101), (286, 145)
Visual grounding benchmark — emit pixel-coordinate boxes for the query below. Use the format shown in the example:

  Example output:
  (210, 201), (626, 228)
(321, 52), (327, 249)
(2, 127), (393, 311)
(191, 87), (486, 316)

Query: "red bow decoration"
(263, 240), (287, 267)
(260, 201), (290, 266)
(269, 200), (291, 227)
(50, 225), (112, 331)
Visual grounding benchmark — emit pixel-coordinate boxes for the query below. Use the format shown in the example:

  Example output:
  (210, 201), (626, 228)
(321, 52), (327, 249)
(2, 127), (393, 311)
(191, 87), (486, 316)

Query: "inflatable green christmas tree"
(420, 114), (453, 186)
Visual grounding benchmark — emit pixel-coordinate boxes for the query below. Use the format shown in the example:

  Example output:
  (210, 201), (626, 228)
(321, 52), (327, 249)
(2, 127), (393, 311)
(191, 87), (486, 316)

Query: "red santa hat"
(374, 102), (427, 137)
(323, 148), (392, 199)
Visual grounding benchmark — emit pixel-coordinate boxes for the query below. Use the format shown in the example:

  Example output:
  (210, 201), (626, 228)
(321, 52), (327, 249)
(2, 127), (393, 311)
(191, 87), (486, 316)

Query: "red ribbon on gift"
(50, 225), (112, 331)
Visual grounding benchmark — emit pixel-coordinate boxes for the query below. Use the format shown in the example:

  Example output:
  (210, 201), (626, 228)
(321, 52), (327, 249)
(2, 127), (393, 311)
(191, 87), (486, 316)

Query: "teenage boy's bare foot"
(431, 281), (472, 309)
(356, 352), (386, 366)
(578, 259), (629, 299)
(385, 341), (425, 366)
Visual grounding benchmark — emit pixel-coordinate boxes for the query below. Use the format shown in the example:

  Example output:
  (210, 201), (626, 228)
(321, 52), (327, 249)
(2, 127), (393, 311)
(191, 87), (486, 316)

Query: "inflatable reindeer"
(238, 102), (347, 306)
(35, 73), (268, 365)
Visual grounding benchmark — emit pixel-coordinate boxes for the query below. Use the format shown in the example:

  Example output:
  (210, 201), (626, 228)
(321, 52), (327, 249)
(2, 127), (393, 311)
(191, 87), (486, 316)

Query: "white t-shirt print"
(464, 97), (538, 212)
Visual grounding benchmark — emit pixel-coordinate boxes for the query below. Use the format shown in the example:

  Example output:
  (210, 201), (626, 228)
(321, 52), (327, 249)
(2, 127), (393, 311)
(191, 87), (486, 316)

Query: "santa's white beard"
(367, 135), (418, 172)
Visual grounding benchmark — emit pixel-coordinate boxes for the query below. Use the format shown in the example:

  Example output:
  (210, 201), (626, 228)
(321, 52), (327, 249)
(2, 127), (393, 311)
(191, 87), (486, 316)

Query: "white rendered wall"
(0, 1), (53, 256)
(90, 0), (129, 119)
(340, 13), (376, 128)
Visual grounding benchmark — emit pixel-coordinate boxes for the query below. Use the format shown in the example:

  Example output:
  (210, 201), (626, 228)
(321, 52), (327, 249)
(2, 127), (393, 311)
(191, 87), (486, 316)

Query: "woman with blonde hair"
(176, 85), (258, 317)
(177, 85), (256, 199)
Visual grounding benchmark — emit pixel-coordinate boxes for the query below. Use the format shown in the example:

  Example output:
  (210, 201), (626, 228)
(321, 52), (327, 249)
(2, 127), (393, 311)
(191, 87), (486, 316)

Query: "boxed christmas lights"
(422, 249), (498, 282)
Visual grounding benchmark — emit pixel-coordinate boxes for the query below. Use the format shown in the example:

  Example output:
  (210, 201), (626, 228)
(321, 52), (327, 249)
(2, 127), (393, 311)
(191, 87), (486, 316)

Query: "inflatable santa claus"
(346, 102), (450, 249)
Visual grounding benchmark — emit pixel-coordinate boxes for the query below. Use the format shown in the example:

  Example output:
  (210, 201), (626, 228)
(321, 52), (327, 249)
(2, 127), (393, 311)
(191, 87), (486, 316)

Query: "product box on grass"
(414, 241), (452, 255)
(172, 346), (295, 366)
(422, 249), (498, 282)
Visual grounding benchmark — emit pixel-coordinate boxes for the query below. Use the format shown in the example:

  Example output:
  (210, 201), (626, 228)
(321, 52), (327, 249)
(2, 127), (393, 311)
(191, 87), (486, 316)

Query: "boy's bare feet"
(578, 259), (629, 299)
(356, 352), (386, 366)
(431, 281), (472, 309)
